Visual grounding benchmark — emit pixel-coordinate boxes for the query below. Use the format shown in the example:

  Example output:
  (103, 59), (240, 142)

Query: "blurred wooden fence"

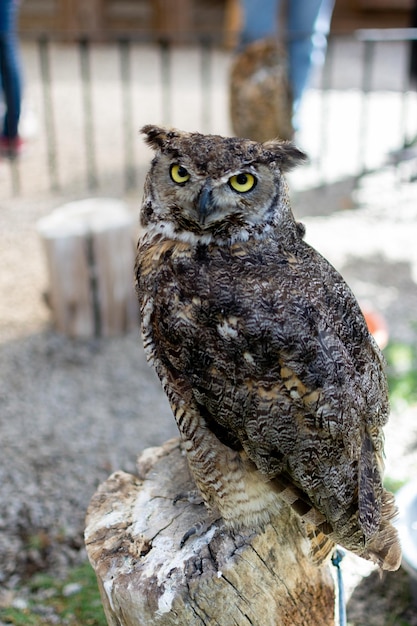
(2, 29), (417, 198)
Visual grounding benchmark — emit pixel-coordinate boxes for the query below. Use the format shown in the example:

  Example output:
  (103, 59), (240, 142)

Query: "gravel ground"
(0, 192), (177, 587)
(1, 167), (417, 623)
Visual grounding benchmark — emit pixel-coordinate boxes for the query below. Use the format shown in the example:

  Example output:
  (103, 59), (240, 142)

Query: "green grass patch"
(383, 475), (408, 495)
(384, 340), (417, 408)
(0, 562), (107, 626)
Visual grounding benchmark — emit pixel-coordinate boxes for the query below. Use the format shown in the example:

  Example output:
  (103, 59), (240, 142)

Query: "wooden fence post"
(85, 438), (335, 626)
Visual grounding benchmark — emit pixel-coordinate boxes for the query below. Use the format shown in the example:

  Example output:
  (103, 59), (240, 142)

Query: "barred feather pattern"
(135, 125), (401, 571)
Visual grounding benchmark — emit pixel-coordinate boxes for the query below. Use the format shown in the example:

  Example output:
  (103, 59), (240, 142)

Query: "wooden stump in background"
(229, 39), (294, 143)
(85, 438), (335, 626)
(37, 198), (138, 338)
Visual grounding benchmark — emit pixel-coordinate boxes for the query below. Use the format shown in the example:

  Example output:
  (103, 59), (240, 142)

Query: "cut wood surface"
(85, 438), (335, 626)
(37, 198), (138, 338)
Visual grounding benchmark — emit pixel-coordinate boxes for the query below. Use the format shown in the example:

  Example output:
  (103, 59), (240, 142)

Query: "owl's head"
(140, 125), (306, 243)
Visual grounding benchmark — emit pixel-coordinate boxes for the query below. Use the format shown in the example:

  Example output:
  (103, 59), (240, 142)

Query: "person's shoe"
(0, 135), (24, 160)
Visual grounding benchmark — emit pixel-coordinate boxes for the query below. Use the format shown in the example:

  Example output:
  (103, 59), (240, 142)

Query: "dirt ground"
(0, 165), (417, 624)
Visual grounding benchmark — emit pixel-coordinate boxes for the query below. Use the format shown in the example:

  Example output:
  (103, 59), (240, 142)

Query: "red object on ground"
(362, 307), (389, 350)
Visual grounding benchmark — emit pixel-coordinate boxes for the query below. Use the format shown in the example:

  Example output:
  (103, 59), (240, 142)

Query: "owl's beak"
(196, 183), (214, 225)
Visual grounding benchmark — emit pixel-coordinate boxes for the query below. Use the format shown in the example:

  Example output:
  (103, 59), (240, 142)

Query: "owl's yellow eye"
(229, 173), (256, 193)
(170, 164), (190, 184)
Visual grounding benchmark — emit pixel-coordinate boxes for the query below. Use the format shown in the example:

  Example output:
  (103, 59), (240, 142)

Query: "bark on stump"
(37, 198), (138, 338)
(85, 438), (335, 626)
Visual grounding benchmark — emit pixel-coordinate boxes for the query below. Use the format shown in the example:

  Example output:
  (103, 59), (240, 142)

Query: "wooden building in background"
(18, 0), (414, 41)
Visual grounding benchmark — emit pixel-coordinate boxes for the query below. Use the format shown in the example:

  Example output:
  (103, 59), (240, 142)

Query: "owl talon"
(180, 520), (218, 548)
(180, 522), (203, 547)
(173, 489), (204, 506)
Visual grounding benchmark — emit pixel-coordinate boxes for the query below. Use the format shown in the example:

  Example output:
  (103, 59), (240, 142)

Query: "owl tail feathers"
(306, 523), (401, 572)
(362, 521), (402, 571)
(362, 491), (402, 572)
(274, 476), (401, 570)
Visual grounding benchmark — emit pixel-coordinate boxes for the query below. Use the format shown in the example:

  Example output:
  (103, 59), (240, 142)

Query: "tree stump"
(37, 198), (138, 338)
(85, 438), (335, 626)
(229, 39), (294, 143)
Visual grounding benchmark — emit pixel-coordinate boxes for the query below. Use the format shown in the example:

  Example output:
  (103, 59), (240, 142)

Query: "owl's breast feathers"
(136, 232), (401, 571)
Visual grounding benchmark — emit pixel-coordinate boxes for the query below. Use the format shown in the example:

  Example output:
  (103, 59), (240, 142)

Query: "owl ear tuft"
(141, 125), (177, 150)
(262, 140), (307, 172)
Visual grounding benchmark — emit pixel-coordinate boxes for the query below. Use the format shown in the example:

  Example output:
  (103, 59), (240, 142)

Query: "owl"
(135, 124), (401, 572)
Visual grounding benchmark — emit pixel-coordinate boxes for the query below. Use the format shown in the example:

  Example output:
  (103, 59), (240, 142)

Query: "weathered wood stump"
(37, 198), (138, 338)
(85, 438), (335, 625)
(229, 39), (294, 143)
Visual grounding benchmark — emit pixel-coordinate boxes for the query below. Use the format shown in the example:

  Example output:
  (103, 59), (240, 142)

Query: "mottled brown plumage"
(135, 124), (401, 571)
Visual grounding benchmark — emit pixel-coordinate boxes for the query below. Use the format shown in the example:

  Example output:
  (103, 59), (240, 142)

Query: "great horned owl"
(135, 125), (401, 572)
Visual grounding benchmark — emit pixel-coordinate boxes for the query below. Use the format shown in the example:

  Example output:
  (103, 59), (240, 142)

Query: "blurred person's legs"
(0, 0), (23, 157)
(240, 0), (279, 44)
(287, 0), (334, 128)
(240, 0), (334, 129)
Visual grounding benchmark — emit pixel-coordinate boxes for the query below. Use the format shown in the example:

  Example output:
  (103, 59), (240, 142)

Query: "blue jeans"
(240, 0), (334, 128)
(0, 0), (22, 139)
